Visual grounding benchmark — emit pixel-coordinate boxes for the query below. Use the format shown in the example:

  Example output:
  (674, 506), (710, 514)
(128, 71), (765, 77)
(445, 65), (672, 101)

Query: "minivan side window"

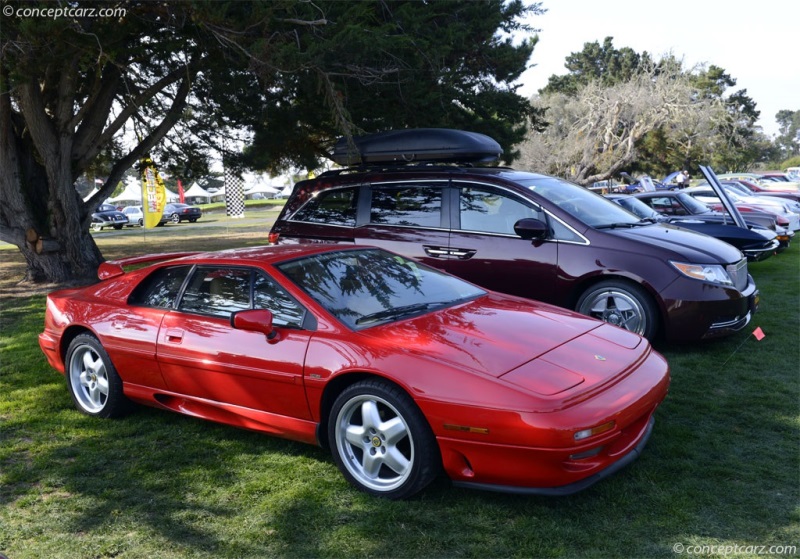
(291, 186), (358, 226)
(370, 185), (443, 228)
(458, 187), (543, 235)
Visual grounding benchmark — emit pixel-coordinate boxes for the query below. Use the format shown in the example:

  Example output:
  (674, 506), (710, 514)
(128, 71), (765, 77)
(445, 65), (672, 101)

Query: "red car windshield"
(276, 248), (485, 330)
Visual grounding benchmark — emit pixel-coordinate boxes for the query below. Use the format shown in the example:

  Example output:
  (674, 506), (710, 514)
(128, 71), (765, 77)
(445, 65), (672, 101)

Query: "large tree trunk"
(0, 44), (196, 286)
(0, 132), (103, 285)
(0, 77), (103, 285)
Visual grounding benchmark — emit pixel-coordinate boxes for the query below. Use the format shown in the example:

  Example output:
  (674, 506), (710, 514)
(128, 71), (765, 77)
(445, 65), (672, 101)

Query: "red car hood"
(362, 293), (645, 396)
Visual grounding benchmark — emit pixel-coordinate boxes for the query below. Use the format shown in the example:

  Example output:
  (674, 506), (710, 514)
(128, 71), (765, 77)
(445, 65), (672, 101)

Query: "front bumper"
(428, 347), (669, 493)
(742, 239), (780, 262)
(660, 275), (759, 342)
(452, 417), (655, 496)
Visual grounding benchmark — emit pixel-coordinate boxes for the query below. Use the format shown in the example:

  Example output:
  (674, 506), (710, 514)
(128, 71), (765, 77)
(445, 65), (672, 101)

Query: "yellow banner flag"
(141, 157), (166, 228)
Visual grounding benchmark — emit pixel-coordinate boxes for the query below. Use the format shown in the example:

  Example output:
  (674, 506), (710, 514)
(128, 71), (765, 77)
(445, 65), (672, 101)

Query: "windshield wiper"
(595, 222), (640, 229)
(355, 302), (444, 326)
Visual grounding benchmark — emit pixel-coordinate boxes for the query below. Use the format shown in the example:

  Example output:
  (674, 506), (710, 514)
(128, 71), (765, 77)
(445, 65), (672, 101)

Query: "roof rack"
(332, 128), (502, 167)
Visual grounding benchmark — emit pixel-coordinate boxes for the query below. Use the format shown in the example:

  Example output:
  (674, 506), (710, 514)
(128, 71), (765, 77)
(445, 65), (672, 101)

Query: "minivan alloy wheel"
(576, 280), (658, 339)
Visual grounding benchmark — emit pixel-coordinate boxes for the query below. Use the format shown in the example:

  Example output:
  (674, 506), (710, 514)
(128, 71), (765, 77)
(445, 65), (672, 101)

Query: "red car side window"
(179, 267), (251, 318)
(128, 265), (192, 309)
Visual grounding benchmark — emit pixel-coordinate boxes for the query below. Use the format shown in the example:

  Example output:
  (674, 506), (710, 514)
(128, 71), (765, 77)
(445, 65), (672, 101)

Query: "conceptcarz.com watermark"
(673, 543), (798, 556)
(2, 4), (127, 19)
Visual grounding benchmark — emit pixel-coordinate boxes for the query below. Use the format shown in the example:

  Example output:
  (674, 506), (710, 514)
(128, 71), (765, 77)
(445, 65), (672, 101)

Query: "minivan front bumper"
(660, 274), (759, 341)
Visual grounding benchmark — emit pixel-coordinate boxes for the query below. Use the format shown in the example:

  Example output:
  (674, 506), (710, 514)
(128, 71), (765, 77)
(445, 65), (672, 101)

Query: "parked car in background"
(163, 202), (202, 223)
(716, 173), (800, 192)
(712, 182), (800, 215)
(270, 129), (760, 342)
(606, 194), (778, 262)
(91, 203), (128, 231)
(38, 245), (670, 499)
(122, 206), (168, 227)
(685, 186), (800, 232)
(711, 178), (800, 205)
(633, 190), (793, 250)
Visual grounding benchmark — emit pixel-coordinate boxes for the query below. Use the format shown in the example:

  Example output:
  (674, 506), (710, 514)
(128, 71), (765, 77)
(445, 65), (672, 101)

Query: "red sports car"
(39, 245), (670, 499)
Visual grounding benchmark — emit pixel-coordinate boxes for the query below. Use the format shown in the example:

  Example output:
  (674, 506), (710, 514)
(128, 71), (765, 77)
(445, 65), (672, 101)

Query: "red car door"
(155, 266), (313, 419)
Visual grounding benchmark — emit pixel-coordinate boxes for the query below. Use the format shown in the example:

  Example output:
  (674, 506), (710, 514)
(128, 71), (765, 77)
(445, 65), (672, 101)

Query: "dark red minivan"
(269, 129), (759, 342)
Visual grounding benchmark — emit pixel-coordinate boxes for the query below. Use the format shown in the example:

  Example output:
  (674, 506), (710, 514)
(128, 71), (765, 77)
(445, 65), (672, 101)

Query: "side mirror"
(513, 218), (548, 240)
(231, 309), (278, 340)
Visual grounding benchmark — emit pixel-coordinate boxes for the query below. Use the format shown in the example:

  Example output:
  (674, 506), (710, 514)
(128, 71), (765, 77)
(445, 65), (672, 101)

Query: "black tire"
(189, 218), (198, 223)
(170, 213), (180, 224)
(328, 379), (440, 499)
(576, 279), (659, 340)
(65, 334), (130, 418)
(113, 224), (123, 230)
(138, 218), (144, 226)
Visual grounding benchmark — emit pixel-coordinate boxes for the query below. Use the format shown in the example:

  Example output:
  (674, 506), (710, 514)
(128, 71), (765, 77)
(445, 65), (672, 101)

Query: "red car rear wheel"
(65, 334), (130, 418)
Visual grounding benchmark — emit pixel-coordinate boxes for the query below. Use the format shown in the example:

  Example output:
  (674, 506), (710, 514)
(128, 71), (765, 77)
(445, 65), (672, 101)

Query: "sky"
(515, 0), (799, 137)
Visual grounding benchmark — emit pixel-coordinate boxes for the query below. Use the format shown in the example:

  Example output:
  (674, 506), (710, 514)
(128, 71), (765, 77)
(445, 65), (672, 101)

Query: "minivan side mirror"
(513, 218), (548, 240)
(231, 309), (278, 340)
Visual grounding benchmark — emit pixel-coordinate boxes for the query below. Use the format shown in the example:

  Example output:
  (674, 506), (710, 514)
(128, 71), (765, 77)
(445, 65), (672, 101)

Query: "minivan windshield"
(516, 176), (641, 228)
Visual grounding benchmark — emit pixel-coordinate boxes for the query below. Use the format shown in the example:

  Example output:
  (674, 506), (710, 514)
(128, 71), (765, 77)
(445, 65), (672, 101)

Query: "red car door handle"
(165, 329), (184, 343)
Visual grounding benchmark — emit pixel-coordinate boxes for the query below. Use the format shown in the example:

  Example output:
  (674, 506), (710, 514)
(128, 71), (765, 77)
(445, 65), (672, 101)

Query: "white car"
(686, 187), (800, 231)
(122, 206), (168, 227)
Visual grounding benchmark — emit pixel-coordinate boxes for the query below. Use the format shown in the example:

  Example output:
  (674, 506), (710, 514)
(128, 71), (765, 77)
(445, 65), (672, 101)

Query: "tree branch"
(89, 66), (197, 210)
(75, 58), (201, 173)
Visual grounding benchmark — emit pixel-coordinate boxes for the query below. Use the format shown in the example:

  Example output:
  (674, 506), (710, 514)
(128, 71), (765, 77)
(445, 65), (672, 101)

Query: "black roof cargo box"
(332, 128), (502, 166)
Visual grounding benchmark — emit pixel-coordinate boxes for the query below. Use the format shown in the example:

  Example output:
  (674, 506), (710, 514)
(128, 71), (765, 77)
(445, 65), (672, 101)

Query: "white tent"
(245, 183), (279, 199)
(210, 185), (227, 202)
(106, 177), (180, 205)
(164, 188), (180, 202)
(106, 177), (143, 205)
(183, 181), (213, 204)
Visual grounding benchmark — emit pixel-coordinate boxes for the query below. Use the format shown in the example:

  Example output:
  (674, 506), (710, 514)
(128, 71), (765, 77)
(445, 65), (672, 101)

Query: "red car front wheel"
(328, 379), (440, 499)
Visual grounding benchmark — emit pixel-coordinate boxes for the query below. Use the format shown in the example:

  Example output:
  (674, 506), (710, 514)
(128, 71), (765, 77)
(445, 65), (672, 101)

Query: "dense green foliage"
(1, 0), (543, 284)
(775, 110), (800, 160)
(540, 37), (655, 96)
(536, 37), (777, 180)
(236, 1), (545, 170)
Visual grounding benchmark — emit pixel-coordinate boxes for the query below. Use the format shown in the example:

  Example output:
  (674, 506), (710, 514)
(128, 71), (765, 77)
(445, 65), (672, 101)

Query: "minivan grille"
(726, 258), (748, 292)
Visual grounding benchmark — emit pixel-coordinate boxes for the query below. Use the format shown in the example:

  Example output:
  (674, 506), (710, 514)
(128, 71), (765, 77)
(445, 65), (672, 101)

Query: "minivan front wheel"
(576, 280), (658, 340)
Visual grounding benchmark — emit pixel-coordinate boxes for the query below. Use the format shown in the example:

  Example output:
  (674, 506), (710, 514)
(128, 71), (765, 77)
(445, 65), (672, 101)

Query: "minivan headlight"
(670, 261), (734, 286)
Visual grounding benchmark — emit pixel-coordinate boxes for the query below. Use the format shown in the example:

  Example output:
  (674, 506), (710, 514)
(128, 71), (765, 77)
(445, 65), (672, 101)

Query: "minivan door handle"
(448, 248), (476, 260)
(423, 246), (451, 258)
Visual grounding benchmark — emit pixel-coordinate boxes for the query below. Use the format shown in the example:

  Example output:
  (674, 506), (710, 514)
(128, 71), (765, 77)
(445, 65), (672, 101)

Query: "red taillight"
(268, 232), (280, 244)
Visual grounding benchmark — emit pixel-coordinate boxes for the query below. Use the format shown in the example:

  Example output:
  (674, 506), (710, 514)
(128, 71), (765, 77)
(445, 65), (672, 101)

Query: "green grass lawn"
(1, 222), (798, 559)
